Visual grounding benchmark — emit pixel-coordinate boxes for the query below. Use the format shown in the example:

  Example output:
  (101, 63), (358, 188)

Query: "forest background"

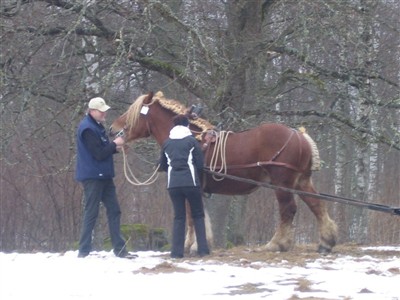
(1, 0), (399, 252)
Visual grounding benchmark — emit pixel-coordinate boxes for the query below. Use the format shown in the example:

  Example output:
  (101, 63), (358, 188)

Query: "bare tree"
(1, 0), (399, 251)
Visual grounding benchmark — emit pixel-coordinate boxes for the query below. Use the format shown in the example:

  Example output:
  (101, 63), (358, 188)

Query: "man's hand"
(113, 136), (125, 147)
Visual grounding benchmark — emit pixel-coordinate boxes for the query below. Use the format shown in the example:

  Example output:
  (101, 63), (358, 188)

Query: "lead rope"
(121, 147), (159, 185)
(208, 131), (232, 181)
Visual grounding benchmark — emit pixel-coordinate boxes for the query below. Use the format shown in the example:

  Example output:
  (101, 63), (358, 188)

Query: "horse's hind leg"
(264, 189), (297, 252)
(184, 202), (195, 253)
(297, 176), (338, 253)
(185, 204), (213, 255)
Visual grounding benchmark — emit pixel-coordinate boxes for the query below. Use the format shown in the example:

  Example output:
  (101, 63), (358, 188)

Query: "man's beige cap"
(88, 97), (111, 112)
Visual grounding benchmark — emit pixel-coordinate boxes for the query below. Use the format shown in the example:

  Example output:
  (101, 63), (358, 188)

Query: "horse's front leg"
(264, 189), (297, 252)
(185, 206), (214, 254)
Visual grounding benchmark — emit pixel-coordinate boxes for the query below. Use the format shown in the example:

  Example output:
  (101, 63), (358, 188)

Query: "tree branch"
(245, 108), (400, 151)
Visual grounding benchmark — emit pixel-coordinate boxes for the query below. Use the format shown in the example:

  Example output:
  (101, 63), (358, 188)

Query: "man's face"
(90, 109), (107, 123)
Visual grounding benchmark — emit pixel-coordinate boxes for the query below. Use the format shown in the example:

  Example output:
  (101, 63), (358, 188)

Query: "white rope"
(121, 147), (159, 186)
(208, 131), (232, 181)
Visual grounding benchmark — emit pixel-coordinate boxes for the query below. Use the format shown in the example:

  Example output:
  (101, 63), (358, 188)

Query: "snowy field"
(1, 244), (399, 300)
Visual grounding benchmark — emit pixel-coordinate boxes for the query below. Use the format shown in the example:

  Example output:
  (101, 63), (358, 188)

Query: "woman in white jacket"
(159, 115), (210, 258)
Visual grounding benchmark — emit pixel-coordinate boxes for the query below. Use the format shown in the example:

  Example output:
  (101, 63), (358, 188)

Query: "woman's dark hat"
(173, 115), (189, 126)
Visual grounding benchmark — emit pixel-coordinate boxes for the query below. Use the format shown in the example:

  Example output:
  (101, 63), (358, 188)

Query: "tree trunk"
(349, 0), (378, 243)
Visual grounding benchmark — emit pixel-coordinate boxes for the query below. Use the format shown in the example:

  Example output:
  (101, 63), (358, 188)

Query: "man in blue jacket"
(76, 97), (129, 258)
(159, 114), (210, 258)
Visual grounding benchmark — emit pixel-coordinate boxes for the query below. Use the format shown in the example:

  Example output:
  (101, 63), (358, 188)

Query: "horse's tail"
(298, 127), (321, 171)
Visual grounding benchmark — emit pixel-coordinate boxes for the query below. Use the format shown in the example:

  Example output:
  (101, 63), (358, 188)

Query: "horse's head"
(110, 91), (215, 145)
(110, 92), (156, 143)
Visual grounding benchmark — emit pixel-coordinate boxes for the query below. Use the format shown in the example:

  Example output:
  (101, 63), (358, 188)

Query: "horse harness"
(200, 128), (304, 173)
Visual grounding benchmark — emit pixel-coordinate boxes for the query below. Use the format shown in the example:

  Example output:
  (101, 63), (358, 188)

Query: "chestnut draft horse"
(110, 91), (338, 253)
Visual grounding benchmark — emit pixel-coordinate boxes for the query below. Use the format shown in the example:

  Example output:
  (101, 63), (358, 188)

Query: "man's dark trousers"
(79, 179), (126, 255)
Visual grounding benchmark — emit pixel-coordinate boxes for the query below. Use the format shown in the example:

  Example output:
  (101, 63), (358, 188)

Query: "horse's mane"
(125, 94), (151, 130)
(125, 91), (214, 138)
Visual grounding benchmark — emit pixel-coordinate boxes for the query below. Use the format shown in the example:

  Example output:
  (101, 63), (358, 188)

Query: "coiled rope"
(208, 130), (232, 181)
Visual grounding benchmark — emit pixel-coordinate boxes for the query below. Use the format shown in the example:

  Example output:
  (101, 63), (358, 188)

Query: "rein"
(204, 169), (400, 216)
(121, 147), (159, 186)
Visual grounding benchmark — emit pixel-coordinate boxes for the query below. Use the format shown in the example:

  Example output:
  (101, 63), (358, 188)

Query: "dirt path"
(174, 243), (400, 268)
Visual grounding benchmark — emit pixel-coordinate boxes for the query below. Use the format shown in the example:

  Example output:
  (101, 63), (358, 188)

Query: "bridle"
(112, 104), (152, 139)
(115, 128), (125, 138)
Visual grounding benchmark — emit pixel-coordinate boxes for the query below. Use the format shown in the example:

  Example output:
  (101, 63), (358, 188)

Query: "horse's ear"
(143, 91), (154, 104)
(186, 104), (203, 120)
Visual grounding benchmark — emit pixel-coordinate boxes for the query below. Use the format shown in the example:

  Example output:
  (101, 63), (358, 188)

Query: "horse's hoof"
(317, 245), (332, 255)
(264, 242), (288, 252)
(263, 244), (278, 252)
(254, 246), (265, 253)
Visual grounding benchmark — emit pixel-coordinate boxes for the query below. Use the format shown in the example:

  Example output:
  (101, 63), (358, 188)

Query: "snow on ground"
(0, 245), (399, 300)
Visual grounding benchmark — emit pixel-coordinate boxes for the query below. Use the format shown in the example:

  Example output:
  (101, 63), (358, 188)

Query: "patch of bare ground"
(286, 296), (342, 300)
(133, 261), (193, 274)
(387, 267), (400, 274)
(215, 282), (275, 296)
(217, 277), (336, 298)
